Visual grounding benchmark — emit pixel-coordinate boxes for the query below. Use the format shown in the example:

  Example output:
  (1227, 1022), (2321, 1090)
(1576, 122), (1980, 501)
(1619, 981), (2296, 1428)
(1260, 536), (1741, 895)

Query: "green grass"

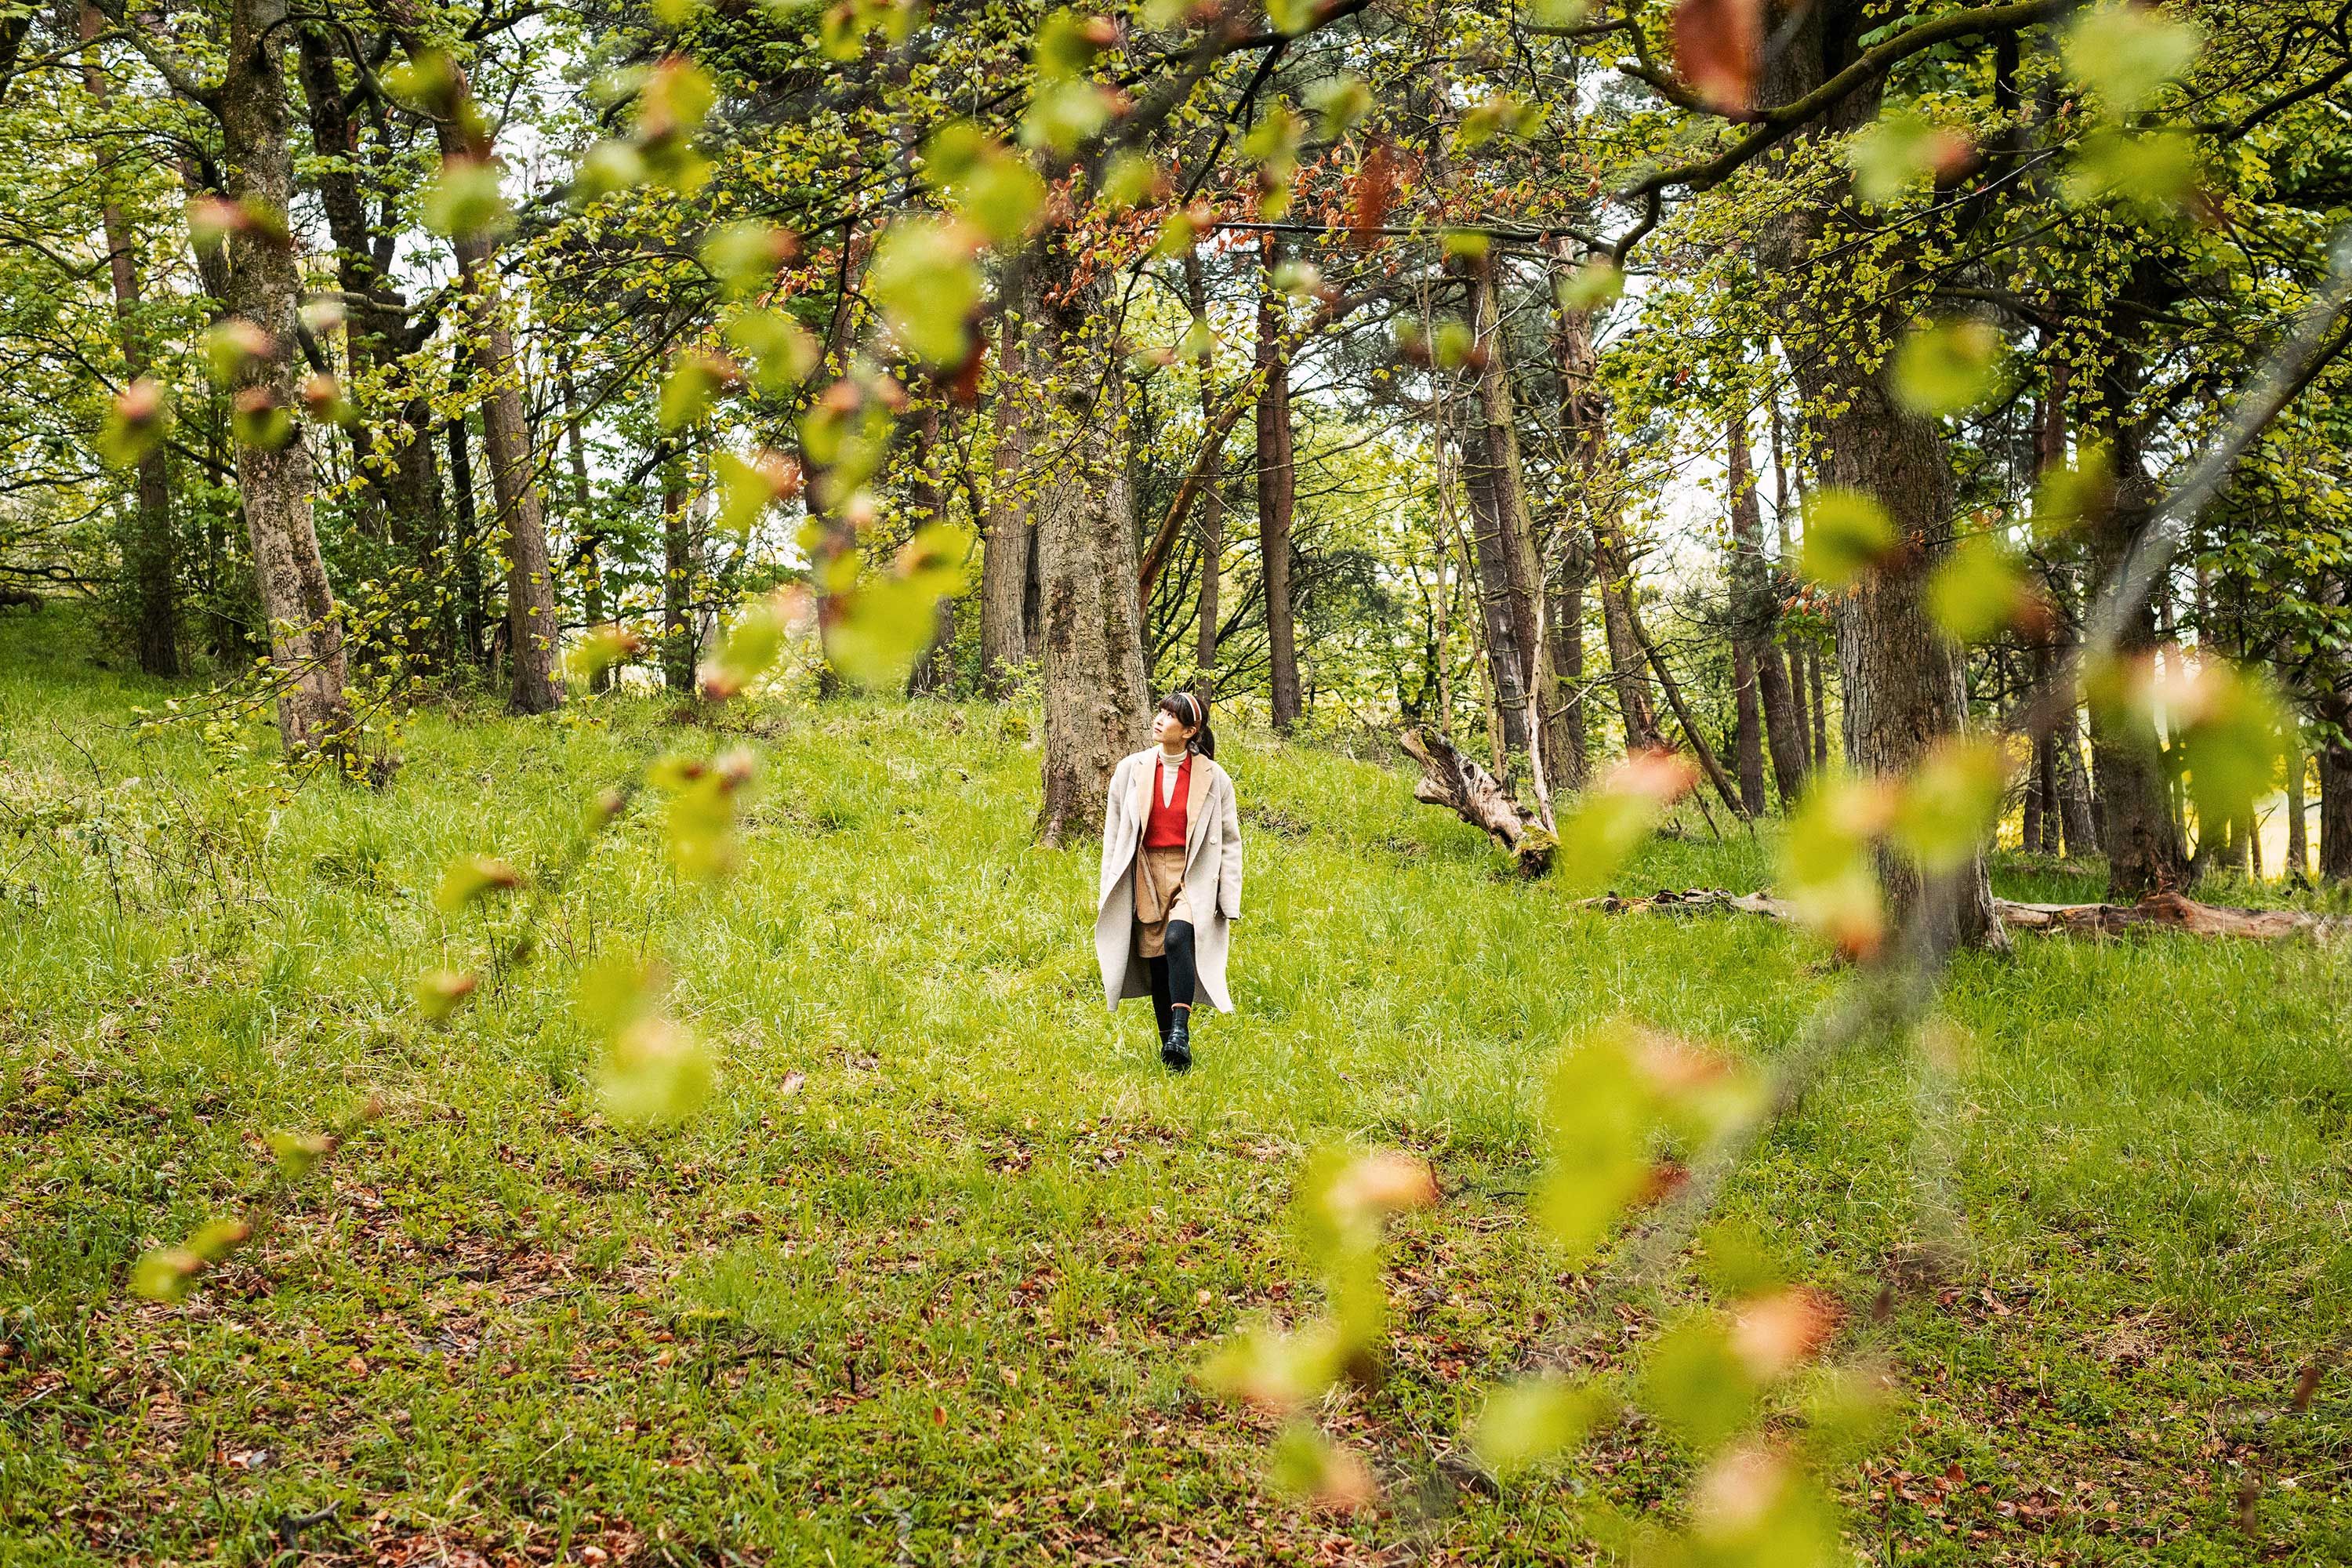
(3, 612), (2350, 1565)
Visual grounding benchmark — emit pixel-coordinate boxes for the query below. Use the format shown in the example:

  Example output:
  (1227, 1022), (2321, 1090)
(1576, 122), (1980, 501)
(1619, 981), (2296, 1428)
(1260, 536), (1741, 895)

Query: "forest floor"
(4, 612), (2351, 1566)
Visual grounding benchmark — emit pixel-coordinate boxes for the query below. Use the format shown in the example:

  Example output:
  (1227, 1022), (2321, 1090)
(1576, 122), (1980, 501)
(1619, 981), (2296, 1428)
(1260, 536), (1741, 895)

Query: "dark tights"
(1145, 919), (1196, 1038)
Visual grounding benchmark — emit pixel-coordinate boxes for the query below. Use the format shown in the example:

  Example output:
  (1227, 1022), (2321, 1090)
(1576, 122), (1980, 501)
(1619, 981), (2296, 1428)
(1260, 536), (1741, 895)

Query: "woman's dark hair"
(1159, 691), (1216, 760)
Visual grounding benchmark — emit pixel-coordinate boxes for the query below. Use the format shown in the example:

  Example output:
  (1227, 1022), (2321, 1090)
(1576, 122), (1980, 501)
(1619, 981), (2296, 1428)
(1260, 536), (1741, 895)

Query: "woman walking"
(1095, 692), (1243, 1071)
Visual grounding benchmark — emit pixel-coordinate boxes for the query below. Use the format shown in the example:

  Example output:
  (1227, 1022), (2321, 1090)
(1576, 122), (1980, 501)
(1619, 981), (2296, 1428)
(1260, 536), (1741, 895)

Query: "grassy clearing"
(3, 616), (2350, 1565)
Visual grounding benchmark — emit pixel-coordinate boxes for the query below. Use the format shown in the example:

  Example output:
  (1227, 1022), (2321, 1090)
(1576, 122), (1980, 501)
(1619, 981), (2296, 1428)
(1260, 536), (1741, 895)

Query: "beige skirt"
(1133, 843), (1192, 958)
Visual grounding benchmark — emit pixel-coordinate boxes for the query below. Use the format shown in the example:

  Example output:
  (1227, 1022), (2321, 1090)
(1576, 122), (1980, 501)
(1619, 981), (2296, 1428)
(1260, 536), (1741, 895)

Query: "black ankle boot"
(1161, 1013), (1192, 1073)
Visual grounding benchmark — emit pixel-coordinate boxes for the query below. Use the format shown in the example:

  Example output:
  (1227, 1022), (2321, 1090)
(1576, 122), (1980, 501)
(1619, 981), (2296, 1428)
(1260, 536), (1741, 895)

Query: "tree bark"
(218, 0), (350, 756)
(1255, 239), (1302, 731)
(560, 365), (612, 694)
(1469, 254), (1570, 793)
(1400, 727), (1549, 873)
(2285, 717), (2309, 878)
(1034, 274), (1151, 845)
(978, 309), (1033, 695)
(1458, 409), (1530, 758)
(1808, 647), (1828, 768)
(1179, 251), (1225, 706)
(1728, 413), (1803, 807)
(380, 16), (560, 713)
(662, 449), (693, 693)
(907, 398), (956, 696)
(2321, 684), (2352, 881)
(1758, 1), (2000, 953)
(1593, 514), (1660, 753)
(79, 4), (178, 677)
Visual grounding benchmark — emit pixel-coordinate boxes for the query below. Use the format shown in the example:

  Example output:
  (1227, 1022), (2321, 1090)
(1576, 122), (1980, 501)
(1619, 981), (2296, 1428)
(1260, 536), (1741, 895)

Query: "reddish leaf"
(1348, 140), (1396, 250)
(1672, 0), (1762, 115)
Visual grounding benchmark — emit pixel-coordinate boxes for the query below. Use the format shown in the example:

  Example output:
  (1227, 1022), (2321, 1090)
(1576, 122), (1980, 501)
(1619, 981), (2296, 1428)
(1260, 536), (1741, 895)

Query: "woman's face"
(1152, 708), (1195, 748)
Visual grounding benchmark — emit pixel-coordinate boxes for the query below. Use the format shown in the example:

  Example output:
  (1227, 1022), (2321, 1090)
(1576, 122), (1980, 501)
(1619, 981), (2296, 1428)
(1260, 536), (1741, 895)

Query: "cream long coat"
(1095, 749), (1243, 1014)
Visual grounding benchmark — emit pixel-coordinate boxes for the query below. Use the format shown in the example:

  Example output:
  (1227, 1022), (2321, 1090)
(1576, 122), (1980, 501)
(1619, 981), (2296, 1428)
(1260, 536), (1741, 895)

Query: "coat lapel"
(1129, 752), (1152, 836)
(1183, 759), (1213, 859)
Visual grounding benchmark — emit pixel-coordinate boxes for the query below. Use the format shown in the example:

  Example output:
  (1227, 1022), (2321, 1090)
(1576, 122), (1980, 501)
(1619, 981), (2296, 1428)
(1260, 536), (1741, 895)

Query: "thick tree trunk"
(219, 0), (350, 756)
(1469, 255), (1570, 794)
(1034, 276), (1151, 845)
(1254, 241), (1302, 731)
(1732, 647), (1767, 815)
(446, 385), (487, 668)
(1759, 2), (2000, 953)
(1458, 417), (1530, 758)
(2321, 687), (2352, 881)
(81, 5), (178, 677)
(979, 310), (1033, 695)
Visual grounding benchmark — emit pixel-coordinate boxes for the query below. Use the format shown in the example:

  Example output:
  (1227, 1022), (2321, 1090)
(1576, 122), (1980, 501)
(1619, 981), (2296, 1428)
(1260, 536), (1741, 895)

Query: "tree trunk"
(382, 20), (559, 714)
(2285, 717), (2309, 878)
(81, 4), (179, 677)
(218, 0), (350, 756)
(907, 398), (956, 696)
(662, 452), (694, 693)
(1400, 728), (1548, 874)
(1180, 252), (1225, 707)
(2320, 686), (2352, 881)
(1470, 254), (1570, 794)
(1593, 515), (1660, 753)
(1728, 413), (1803, 806)
(1758, 2), (2000, 953)
(979, 310), (1033, 695)
(1458, 413), (1530, 758)
(1255, 240), (1302, 731)
(1731, 646), (1766, 815)
(1808, 646), (1828, 768)
(560, 366), (612, 694)
(447, 388), (487, 668)
(1034, 274), (1152, 845)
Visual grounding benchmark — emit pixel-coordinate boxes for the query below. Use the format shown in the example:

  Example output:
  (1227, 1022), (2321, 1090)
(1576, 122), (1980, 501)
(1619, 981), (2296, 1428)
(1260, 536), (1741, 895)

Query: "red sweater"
(1143, 752), (1192, 848)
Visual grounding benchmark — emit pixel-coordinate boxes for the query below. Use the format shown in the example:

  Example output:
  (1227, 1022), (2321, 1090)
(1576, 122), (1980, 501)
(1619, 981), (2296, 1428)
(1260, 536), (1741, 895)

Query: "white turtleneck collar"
(1156, 744), (1189, 806)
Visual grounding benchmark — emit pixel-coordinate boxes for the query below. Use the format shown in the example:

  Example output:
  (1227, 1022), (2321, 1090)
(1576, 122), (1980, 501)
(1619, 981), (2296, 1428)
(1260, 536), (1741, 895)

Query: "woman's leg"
(1162, 920), (1196, 1069)
(1146, 953), (1174, 1043)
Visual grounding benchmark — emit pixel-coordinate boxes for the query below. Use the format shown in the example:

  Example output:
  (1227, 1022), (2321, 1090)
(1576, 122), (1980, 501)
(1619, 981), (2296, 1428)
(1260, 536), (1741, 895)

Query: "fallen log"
(1399, 728), (1553, 876)
(1576, 886), (2349, 943)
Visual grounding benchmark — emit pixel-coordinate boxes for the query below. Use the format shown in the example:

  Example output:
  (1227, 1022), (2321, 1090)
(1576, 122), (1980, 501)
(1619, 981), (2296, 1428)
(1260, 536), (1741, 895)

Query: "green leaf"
(1096, 149), (1163, 209)
(1849, 111), (1971, 206)
(422, 156), (512, 241)
(575, 949), (667, 1036)
(1556, 749), (1696, 893)
(1265, 1423), (1373, 1506)
(869, 217), (982, 365)
(1892, 319), (2002, 417)
(1525, 0), (1587, 24)
(953, 151), (1048, 246)
(1638, 1315), (1756, 1451)
(2029, 441), (2114, 540)
(713, 450), (803, 538)
(1032, 9), (1112, 77)
(187, 1218), (252, 1261)
(130, 1247), (201, 1302)
(1021, 78), (1114, 152)
(1200, 1321), (1346, 1410)
(826, 521), (974, 688)
(1798, 488), (1898, 587)
(267, 1130), (334, 1178)
(1927, 538), (2031, 643)
(1890, 736), (2013, 873)
(96, 379), (169, 468)
(724, 308), (822, 394)
(434, 852), (521, 912)
(230, 391), (294, 451)
(1533, 1029), (1652, 1262)
(1306, 74), (1372, 140)
(2061, 128), (2199, 213)
(701, 222), (797, 299)
(1557, 258), (1624, 310)
(1468, 1376), (1606, 1475)
(2172, 662), (2285, 834)
(1441, 228), (1491, 260)
(2064, 3), (2201, 115)
(202, 319), (274, 385)
(1266, 0), (1317, 36)
(412, 967), (479, 1023)
(598, 1017), (716, 1125)
(1779, 773), (1893, 959)
(660, 350), (739, 430)
(1695, 1218), (1786, 1300)
(700, 596), (792, 698)
(571, 139), (648, 205)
